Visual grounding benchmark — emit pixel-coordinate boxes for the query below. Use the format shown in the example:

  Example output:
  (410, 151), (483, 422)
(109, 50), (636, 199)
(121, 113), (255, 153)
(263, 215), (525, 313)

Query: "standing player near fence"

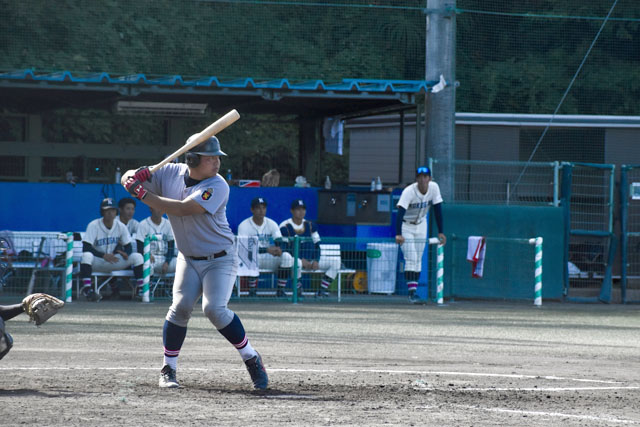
(395, 166), (446, 303)
(121, 136), (268, 390)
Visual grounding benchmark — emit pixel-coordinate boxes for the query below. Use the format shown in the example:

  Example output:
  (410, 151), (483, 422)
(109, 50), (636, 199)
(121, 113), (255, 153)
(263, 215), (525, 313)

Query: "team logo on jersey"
(202, 188), (213, 200)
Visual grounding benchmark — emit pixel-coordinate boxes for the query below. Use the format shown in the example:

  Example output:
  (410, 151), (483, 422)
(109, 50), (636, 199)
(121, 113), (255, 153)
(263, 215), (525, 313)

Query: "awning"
(0, 69), (436, 117)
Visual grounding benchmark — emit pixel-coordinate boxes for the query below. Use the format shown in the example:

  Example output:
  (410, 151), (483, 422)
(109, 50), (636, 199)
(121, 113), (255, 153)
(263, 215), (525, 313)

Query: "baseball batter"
(237, 197), (301, 297)
(135, 206), (176, 275)
(122, 136), (268, 390)
(80, 198), (145, 301)
(395, 166), (446, 303)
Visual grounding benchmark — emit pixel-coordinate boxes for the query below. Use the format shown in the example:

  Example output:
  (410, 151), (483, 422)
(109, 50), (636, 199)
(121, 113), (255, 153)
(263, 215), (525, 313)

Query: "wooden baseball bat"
(149, 109), (240, 174)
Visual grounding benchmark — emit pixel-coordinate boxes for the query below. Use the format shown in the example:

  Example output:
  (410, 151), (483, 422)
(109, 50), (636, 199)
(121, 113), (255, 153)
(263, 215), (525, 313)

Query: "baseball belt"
(188, 250), (227, 261)
(403, 219), (422, 225)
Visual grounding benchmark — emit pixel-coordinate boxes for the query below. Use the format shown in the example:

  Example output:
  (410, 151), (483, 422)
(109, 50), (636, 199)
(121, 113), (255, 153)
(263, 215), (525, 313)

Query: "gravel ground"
(1, 300), (638, 426)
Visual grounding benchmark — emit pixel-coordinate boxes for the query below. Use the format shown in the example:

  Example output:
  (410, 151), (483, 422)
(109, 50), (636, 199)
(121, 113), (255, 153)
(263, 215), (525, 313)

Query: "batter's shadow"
(190, 385), (332, 401)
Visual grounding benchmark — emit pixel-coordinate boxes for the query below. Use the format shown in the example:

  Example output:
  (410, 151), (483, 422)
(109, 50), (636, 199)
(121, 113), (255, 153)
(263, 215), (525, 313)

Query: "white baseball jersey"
(83, 218), (132, 254)
(144, 163), (234, 256)
(396, 181), (443, 224)
(136, 216), (174, 257)
(237, 217), (282, 249)
(118, 216), (140, 236)
(278, 218), (321, 244)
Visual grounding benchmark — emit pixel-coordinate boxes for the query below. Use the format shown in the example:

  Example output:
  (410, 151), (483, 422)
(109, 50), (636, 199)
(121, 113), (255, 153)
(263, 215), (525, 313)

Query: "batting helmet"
(185, 136), (227, 167)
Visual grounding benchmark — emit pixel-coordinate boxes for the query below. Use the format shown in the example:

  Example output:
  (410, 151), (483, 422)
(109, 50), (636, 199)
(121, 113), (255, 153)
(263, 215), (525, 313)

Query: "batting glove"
(133, 166), (152, 183)
(124, 177), (148, 200)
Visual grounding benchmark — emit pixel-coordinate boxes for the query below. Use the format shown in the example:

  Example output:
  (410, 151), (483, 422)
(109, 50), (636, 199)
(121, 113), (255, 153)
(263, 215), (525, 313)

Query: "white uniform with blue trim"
(396, 181), (443, 272)
(81, 218), (143, 272)
(237, 216), (297, 274)
(136, 216), (177, 274)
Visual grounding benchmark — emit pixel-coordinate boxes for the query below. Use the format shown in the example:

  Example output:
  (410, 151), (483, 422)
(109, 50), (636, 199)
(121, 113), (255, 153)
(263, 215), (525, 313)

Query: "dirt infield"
(1, 299), (639, 426)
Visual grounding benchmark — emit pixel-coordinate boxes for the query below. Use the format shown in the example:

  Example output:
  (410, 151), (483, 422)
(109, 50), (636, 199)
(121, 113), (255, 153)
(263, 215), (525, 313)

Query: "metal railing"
(429, 159), (560, 206)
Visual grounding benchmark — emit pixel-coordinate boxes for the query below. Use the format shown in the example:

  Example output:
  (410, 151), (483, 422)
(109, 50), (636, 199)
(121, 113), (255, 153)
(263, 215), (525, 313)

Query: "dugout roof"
(0, 69), (436, 117)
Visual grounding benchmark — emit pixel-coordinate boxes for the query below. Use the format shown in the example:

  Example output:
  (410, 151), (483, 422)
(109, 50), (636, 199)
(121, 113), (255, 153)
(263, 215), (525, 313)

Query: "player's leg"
(0, 317), (13, 361)
(116, 253), (144, 293)
(79, 253), (101, 301)
(275, 252), (297, 297)
(200, 254), (268, 389)
(251, 253), (274, 296)
(160, 255), (202, 388)
(317, 255), (340, 297)
(402, 222), (427, 302)
(401, 223), (420, 301)
(166, 257), (177, 274)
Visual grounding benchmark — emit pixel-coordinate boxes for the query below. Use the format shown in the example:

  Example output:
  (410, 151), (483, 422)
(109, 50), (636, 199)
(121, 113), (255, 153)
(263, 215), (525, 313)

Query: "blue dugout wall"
(1, 183), (563, 301)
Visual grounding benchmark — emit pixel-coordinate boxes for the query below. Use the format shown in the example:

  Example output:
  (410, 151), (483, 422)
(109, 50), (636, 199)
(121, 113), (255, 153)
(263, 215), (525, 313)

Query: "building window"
(0, 116), (26, 141)
(0, 156), (26, 177)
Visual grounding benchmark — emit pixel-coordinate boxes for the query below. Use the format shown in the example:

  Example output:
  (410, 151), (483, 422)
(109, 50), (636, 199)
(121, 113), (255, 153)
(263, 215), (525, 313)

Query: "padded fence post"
(64, 232), (73, 302)
(530, 237), (543, 306)
(436, 242), (444, 305)
(427, 237), (445, 305)
(141, 235), (151, 303)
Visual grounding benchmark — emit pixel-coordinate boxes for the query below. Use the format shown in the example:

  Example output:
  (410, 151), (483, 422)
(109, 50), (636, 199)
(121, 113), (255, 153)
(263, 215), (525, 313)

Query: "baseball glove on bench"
(22, 293), (64, 326)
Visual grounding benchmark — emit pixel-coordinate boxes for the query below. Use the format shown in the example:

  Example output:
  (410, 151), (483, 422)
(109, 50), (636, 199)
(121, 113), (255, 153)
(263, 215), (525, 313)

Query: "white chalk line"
(453, 386), (640, 392)
(1, 366), (629, 385)
(450, 404), (638, 425)
(413, 385), (640, 392)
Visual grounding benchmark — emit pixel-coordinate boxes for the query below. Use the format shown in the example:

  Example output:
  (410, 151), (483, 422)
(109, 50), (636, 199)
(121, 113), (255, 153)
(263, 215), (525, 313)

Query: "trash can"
(366, 243), (398, 294)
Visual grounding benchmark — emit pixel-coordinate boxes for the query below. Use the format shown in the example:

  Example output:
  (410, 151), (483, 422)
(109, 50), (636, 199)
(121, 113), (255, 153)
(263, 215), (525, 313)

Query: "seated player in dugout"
(135, 206), (177, 276)
(117, 197), (140, 237)
(79, 198), (144, 301)
(279, 199), (340, 297)
(237, 197), (302, 297)
(395, 166), (446, 303)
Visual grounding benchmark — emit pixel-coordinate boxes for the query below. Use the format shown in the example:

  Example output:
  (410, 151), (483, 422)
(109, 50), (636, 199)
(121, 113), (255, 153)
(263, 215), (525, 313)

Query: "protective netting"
(457, 0), (639, 115)
(0, 0), (426, 81)
(2, 1), (639, 181)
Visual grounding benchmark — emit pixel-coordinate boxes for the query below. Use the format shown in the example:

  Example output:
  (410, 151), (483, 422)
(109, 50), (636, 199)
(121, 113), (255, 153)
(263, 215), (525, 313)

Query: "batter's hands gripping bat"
(150, 109), (240, 175)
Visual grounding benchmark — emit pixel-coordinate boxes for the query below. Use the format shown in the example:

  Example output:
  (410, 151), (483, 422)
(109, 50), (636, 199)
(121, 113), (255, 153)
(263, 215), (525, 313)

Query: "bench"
(236, 243), (355, 301)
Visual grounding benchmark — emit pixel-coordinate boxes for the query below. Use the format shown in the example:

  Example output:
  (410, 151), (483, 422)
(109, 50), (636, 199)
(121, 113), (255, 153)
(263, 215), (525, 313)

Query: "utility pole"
(425, 0), (456, 200)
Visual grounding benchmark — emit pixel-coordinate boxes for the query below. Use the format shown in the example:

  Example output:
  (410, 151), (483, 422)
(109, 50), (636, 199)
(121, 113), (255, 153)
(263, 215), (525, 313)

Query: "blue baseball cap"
(291, 199), (306, 209)
(416, 166), (431, 175)
(251, 197), (267, 208)
(100, 198), (117, 210)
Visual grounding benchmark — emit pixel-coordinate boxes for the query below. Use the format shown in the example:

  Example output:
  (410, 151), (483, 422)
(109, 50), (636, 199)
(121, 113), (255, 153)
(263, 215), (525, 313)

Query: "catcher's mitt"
(22, 293), (64, 326)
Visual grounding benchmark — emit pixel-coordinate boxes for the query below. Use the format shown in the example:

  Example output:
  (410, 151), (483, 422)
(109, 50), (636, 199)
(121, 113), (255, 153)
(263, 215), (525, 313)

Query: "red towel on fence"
(467, 236), (486, 278)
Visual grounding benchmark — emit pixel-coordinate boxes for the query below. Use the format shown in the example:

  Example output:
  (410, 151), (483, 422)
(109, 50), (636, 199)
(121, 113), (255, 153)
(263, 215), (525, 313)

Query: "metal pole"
(399, 110), (405, 184)
(425, 0), (456, 201)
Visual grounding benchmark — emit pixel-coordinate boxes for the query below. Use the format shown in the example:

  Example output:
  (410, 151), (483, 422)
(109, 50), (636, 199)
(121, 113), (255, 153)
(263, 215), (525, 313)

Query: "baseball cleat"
(159, 365), (180, 388)
(409, 293), (426, 304)
(245, 352), (268, 390)
(316, 289), (329, 297)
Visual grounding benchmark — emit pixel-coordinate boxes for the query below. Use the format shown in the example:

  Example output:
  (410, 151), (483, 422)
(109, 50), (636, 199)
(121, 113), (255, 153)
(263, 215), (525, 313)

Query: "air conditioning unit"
(115, 101), (208, 116)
